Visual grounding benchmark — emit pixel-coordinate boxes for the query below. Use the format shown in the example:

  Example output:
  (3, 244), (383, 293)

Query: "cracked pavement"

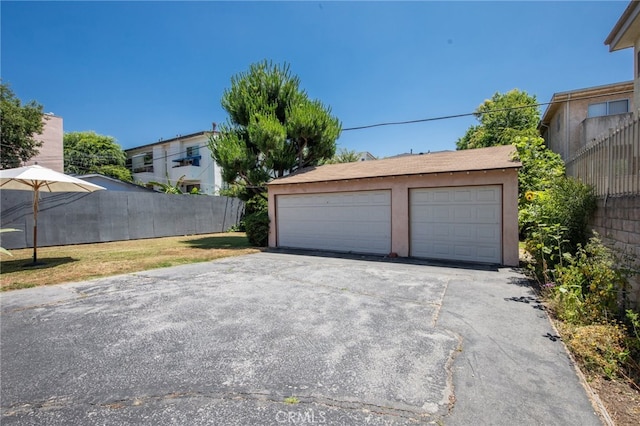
(1, 252), (602, 425)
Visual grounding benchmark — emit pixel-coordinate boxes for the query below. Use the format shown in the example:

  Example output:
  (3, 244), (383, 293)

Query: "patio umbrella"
(0, 165), (105, 265)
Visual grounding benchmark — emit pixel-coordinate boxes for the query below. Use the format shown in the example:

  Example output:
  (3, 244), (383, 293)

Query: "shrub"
(551, 236), (625, 324)
(244, 210), (269, 247)
(560, 322), (629, 379)
(226, 221), (245, 233)
(522, 177), (596, 282)
(524, 222), (568, 284)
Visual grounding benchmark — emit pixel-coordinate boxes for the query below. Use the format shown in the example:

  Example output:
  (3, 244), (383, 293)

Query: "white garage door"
(410, 186), (502, 264)
(276, 190), (391, 255)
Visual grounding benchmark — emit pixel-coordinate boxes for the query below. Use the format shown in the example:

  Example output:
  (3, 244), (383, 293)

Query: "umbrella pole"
(32, 188), (39, 264)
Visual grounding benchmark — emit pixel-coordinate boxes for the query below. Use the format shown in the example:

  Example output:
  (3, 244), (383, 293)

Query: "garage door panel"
(477, 205), (499, 221)
(433, 191), (451, 202)
(277, 190), (391, 255)
(454, 206), (473, 220)
(410, 186), (502, 264)
(477, 188), (500, 202)
(454, 245), (473, 258)
(453, 189), (473, 202)
(477, 224), (500, 241)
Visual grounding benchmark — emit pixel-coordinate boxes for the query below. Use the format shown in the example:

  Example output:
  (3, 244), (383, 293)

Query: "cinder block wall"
(589, 195), (640, 307)
(0, 190), (244, 249)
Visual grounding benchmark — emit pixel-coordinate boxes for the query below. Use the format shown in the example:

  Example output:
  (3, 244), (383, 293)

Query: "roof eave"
(125, 131), (215, 153)
(539, 81), (635, 125)
(267, 165), (521, 186)
(605, 1), (640, 52)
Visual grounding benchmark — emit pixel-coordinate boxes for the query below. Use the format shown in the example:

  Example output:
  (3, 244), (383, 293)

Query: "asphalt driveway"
(1, 252), (602, 425)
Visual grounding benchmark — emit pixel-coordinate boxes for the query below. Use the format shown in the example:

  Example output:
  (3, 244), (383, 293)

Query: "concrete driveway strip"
(1, 252), (602, 425)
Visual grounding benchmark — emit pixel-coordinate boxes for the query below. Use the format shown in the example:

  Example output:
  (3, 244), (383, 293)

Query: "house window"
(637, 51), (640, 77)
(186, 146), (199, 157)
(186, 184), (201, 193)
(131, 152), (154, 173)
(587, 99), (629, 118)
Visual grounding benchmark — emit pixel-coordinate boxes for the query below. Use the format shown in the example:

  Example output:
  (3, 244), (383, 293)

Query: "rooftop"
(125, 130), (216, 152)
(539, 80), (634, 126)
(268, 145), (519, 186)
(605, 0), (640, 51)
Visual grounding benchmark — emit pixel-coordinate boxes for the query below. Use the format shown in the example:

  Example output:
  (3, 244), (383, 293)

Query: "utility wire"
(342, 89), (634, 131)
(2, 88), (632, 164)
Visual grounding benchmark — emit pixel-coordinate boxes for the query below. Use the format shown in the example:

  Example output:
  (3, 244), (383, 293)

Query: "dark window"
(186, 184), (201, 193)
(131, 152), (154, 173)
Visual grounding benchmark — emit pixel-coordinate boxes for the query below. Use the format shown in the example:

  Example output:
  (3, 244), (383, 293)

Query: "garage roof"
(269, 145), (520, 185)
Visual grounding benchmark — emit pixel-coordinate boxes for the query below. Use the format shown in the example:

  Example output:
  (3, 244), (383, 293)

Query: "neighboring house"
(23, 113), (64, 172)
(75, 174), (157, 193)
(268, 145), (520, 266)
(605, 0), (640, 113)
(539, 81), (634, 161)
(386, 149), (446, 159)
(357, 151), (377, 161)
(125, 131), (223, 195)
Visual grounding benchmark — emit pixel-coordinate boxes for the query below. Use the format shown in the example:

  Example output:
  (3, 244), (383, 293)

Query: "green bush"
(522, 177), (596, 281)
(244, 210), (269, 247)
(551, 236), (625, 324)
(245, 195), (267, 215)
(546, 237), (638, 380)
(513, 136), (565, 213)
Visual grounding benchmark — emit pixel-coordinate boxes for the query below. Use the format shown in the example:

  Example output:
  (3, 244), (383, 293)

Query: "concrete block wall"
(0, 190), (243, 250)
(589, 195), (640, 307)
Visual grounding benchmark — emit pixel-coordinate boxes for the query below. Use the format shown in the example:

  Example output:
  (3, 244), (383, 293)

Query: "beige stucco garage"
(267, 145), (521, 266)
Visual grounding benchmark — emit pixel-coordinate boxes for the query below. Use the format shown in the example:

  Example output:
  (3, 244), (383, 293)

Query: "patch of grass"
(0, 232), (260, 291)
(283, 396), (299, 405)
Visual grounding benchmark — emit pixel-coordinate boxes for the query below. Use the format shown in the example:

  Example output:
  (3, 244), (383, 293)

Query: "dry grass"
(0, 232), (260, 291)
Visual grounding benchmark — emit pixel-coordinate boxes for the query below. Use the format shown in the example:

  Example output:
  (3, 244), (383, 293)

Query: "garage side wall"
(268, 169), (519, 266)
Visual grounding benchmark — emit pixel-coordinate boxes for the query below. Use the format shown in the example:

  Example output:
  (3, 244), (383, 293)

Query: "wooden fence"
(566, 115), (640, 197)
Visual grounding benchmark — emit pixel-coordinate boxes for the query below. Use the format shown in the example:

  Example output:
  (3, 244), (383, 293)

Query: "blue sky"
(1, 1), (633, 158)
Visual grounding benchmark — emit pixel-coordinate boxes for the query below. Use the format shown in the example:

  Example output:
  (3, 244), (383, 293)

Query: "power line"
(341, 89), (634, 131)
(2, 88), (633, 165)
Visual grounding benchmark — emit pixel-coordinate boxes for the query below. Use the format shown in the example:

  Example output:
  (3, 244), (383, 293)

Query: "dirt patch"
(587, 375), (640, 426)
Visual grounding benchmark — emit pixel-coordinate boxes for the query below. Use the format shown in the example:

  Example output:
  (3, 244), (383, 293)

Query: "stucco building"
(539, 81), (634, 161)
(125, 131), (223, 195)
(23, 113), (64, 172)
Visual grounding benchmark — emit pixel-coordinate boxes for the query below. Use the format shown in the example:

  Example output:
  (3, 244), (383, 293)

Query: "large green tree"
(456, 89), (540, 150)
(0, 82), (45, 169)
(64, 131), (132, 181)
(513, 136), (565, 203)
(455, 90), (568, 234)
(209, 60), (342, 202)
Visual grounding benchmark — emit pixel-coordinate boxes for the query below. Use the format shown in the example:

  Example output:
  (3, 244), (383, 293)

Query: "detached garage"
(267, 145), (521, 266)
